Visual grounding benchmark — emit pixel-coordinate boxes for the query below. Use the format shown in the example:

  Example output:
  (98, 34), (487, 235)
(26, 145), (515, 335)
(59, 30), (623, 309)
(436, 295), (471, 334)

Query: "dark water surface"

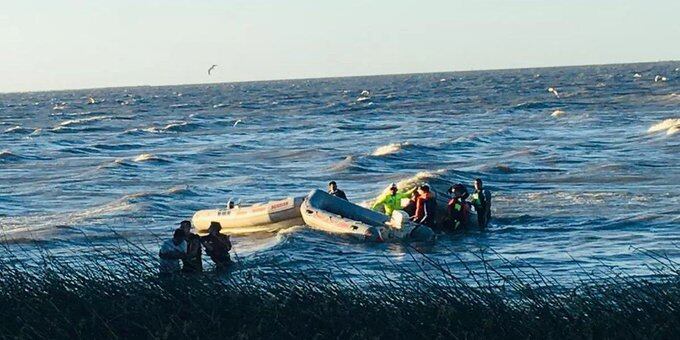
(1, 62), (679, 282)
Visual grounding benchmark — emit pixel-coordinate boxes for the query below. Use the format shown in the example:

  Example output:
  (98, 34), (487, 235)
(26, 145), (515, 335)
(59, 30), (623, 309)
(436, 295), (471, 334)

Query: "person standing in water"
(328, 181), (348, 200)
(447, 184), (470, 230)
(411, 184), (436, 227)
(179, 220), (202, 273)
(159, 229), (187, 276)
(371, 183), (416, 216)
(201, 222), (232, 270)
(470, 178), (492, 228)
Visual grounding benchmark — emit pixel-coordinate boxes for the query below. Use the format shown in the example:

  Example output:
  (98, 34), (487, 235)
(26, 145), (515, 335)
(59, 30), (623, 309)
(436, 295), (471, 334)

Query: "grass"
(0, 241), (679, 339)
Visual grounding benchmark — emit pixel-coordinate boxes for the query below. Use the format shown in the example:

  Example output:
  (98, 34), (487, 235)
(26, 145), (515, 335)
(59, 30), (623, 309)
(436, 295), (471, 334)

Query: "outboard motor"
(409, 225), (435, 242)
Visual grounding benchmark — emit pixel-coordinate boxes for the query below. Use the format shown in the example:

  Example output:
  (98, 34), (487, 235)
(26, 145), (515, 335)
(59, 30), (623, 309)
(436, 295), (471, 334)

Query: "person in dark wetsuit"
(470, 178), (492, 228)
(328, 181), (348, 200)
(411, 185), (436, 228)
(179, 220), (202, 273)
(201, 222), (232, 270)
(447, 184), (471, 231)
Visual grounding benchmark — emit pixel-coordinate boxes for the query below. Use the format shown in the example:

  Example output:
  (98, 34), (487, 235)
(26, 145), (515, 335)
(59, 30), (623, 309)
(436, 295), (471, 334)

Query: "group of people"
(159, 178), (490, 274)
(159, 220), (233, 275)
(330, 178), (492, 231)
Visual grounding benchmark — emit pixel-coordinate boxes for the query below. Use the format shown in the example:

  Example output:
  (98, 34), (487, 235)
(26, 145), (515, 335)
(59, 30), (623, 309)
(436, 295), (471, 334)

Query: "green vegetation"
(1, 243), (678, 339)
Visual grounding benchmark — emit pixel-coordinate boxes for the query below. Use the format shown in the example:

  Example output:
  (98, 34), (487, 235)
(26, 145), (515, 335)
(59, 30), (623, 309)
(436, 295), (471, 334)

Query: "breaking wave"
(371, 142), (411, 156)
(648, 118), (680, 135)
(133, 153), (169, 163)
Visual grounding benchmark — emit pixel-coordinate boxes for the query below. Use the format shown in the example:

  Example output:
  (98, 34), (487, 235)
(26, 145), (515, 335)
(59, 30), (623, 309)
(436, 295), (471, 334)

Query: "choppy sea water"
(1, 62), (679, 282)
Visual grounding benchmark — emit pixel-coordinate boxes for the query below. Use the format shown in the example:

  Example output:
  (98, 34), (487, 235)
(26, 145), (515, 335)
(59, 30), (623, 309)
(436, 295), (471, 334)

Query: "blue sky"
(1, 0), (679, 92)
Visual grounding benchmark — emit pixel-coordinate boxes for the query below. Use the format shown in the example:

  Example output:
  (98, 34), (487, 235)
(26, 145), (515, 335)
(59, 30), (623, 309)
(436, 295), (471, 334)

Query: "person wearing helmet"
(371, 183), (416, 216)
(328, 181), (348, 200)
(470, 178), (492, 228)
(447, 184), (471, 230)
(411, 184), (437, 227)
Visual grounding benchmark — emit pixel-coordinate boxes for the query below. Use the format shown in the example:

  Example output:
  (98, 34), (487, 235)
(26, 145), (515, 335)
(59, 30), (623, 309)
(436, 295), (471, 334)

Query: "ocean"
(1, 61), (678, 283)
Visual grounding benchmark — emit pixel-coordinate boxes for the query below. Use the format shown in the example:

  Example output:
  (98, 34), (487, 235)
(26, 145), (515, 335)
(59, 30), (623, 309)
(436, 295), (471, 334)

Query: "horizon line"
(2, 58), (678, 95)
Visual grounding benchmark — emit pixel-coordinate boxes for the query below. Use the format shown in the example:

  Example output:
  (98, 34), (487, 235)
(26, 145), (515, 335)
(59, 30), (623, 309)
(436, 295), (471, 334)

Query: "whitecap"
(57, 115), (109, 128)
(133, 153), (162, 162)
(329, 155), (356, 172)
(0, 149), (18, 159)
(3, 126), (29, 134)
(648, 118), (680, 135)
(551, 110), (567, 117)
(371, 142), (410, 156)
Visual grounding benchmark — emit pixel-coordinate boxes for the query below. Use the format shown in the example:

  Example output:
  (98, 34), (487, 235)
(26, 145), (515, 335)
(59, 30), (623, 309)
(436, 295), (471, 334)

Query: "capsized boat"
(300, 189), (434, 242)
(192, 197), (304, 235)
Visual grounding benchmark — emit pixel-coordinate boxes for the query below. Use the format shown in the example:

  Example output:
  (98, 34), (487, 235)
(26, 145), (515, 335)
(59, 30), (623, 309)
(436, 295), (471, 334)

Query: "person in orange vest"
(410, 184), (436, 227)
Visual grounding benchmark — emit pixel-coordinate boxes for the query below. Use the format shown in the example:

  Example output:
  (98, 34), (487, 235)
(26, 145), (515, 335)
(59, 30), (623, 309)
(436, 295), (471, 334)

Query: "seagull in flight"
(208, 64), (218, 75)
(548, 87), (560, 98)
(233, 119), (242, 127)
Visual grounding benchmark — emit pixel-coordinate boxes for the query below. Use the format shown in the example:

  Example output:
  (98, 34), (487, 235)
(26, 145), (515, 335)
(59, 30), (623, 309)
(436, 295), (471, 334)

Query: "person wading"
(328, 181), (348, 200)
(159, 229), (187, 276)
(201, 222), (232, 270)
(470, 178), (492, 228)
(411, 184), (436, 228)
(179, 220), (202, 273)
(447, 183), (471, 231)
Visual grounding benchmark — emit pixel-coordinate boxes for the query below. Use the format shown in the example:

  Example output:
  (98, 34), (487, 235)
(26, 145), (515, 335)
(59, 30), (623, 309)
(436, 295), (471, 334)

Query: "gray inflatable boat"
(301, 189), (434, 242)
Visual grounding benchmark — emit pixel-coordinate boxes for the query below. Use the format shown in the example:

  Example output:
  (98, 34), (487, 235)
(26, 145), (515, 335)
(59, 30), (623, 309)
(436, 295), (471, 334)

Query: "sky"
(1, 0), (679, 93)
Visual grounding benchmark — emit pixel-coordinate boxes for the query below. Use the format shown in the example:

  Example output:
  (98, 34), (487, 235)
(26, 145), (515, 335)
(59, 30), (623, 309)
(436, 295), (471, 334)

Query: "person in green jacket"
(371, 183), (416, 216)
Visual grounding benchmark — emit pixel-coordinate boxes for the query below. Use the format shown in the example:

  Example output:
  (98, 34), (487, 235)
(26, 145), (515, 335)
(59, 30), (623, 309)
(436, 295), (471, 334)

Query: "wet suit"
(447, 197), (470, 230)
(371, 187), (416, 216)
(413, 192), (437, 227)
(201, 233), (232, 270)
(182, 233), (203, 273)
(329, 189), (348, 201)
(471, 189), (491, 228)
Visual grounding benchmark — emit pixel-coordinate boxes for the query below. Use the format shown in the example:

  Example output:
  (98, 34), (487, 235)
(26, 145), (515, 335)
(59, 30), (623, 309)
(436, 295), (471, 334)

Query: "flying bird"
(548, 87), (560, 98)
(233, 119), (242, 127)
(208, 64), (218, 75)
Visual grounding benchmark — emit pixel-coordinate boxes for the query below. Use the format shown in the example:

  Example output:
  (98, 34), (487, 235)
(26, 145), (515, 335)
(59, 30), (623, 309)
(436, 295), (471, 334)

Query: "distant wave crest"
(648, 118), (680, 136)
(371, 142), (411, 156)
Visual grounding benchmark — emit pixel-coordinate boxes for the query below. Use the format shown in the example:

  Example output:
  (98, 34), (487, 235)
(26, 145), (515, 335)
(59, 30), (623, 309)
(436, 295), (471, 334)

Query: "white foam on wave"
(57, 115), (109, 128)
(0, 149), (17, 159)
(329, 155), (356, 172)
(133, 153), (162, 162)
(4, 126), (27, 133)
(648, 118), (680, 135)
(0, 194), (139, 238)
(371, 142), (410, 156)
(130, 121), (190, 134)
(551, 110), (567, 117)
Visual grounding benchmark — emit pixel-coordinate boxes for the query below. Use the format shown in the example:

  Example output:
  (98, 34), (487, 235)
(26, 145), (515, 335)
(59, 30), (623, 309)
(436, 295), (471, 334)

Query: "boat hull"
(192, 197), (304, 235)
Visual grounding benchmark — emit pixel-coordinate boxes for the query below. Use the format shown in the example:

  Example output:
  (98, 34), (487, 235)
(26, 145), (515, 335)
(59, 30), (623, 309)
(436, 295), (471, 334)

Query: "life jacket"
(448, 197), (470, 229)
(414, 192), (436, 226)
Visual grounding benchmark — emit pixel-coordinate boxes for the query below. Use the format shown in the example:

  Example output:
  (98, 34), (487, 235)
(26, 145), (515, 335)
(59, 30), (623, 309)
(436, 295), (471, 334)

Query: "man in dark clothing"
(411, 185), (436, 228)
(179, 220), (202, 273)
(447, 184), (470, 231)
(201, 222), (232, 270)
(470, 178), (492, 229)
(328, 181), (348, 200)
